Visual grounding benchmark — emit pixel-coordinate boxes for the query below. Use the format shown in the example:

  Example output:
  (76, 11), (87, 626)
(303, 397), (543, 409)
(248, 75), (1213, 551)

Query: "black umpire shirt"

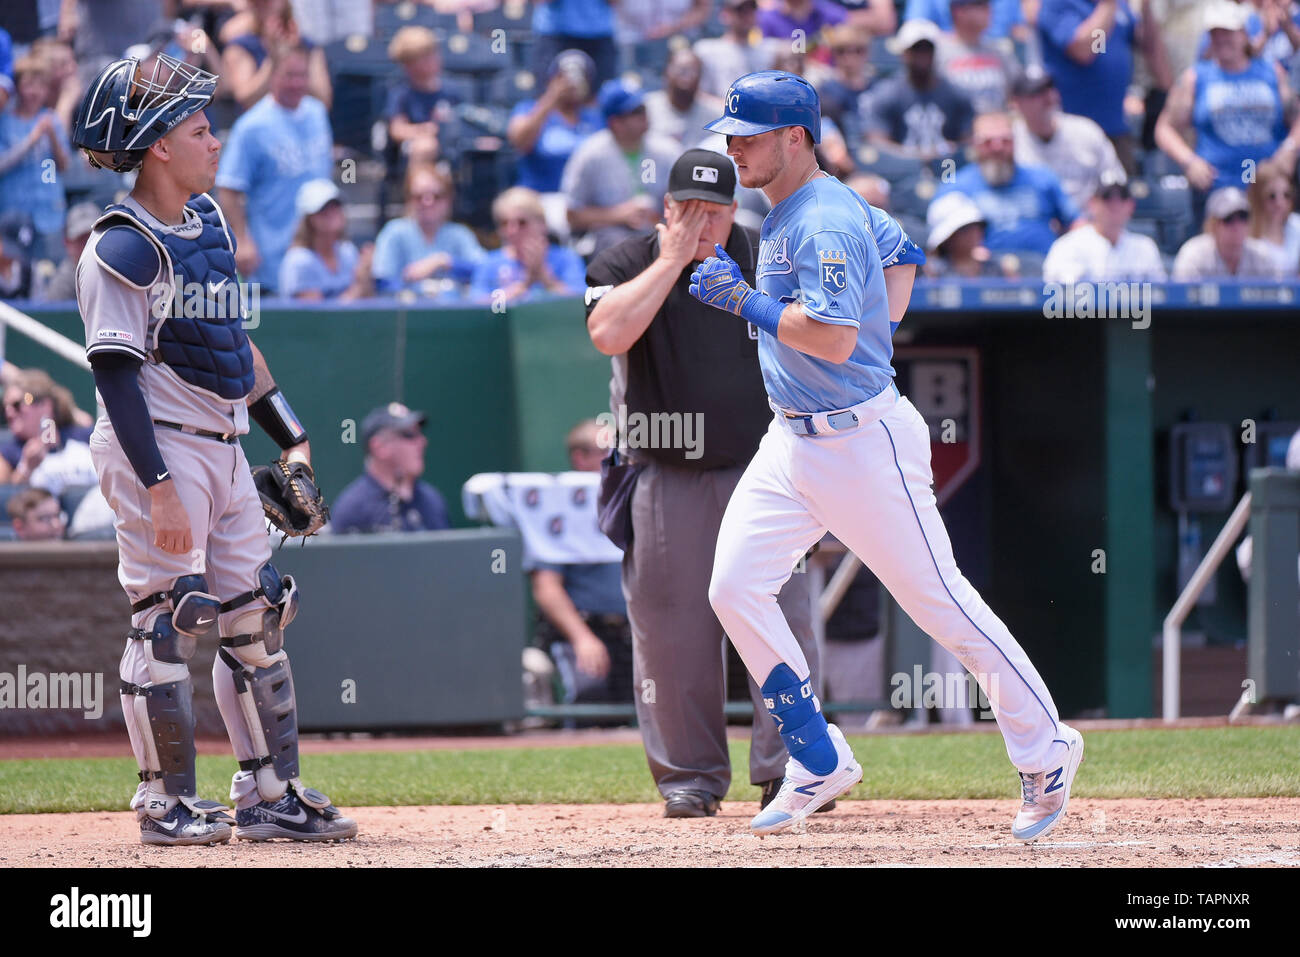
(584, 223), (773, 471)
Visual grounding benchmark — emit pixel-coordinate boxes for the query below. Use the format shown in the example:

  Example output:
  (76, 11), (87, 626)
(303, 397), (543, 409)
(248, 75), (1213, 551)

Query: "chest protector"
(97, 193), (256, 400)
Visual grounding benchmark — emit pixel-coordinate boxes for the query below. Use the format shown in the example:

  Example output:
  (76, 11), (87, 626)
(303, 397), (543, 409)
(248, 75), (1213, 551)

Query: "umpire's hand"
(149, 479), (194, 555)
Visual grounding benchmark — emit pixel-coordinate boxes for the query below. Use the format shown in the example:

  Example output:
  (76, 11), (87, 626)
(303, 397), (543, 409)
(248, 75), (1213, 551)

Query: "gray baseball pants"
(623, 458), (819, 799)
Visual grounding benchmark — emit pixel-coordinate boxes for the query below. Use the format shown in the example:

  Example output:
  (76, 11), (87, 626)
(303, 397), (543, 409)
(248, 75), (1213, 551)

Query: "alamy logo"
(49, 887), (152, 937)
(0, 667), (103, 719)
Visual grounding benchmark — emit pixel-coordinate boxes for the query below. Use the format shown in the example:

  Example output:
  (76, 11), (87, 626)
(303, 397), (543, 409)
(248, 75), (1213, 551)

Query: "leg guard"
(761, 663), (838, 775)
(220, 645), (300, 782)
(120, 576), (219, 801)
(121, 674), (197, 797)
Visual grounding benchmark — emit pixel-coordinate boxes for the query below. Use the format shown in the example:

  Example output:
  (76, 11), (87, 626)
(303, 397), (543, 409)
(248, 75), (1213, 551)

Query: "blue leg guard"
(761, 664), (837, 775)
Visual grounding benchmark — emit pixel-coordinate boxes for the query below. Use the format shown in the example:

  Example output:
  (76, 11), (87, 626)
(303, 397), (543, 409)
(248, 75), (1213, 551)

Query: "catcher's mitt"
(252, 459), (329, 539)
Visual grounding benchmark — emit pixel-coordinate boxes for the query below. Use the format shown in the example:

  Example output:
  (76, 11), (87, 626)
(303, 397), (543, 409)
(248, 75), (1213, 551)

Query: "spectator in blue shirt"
(1155, 1), (1300, 215)
(904, 0), (1026, 40)
(219, 0), (332, 110)
(935, 110), (1082, 252)
(216, 44), (334, 292)
(1038, 0), (1163, 173)
(330, 403), (452, 535)
(0, 56), (69, 264)
(372, 163), (485, 298)
(471, 187), (587, 303)
(506, 49), (603, 195)
(278, 179), (374, 300)
(384, 25), (467, 171)
(0, 26), (12, 111)
(531, 0), (619, 88)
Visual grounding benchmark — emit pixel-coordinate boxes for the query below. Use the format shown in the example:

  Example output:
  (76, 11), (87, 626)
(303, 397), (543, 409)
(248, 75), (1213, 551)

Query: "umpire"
(585, 149), (820, 817)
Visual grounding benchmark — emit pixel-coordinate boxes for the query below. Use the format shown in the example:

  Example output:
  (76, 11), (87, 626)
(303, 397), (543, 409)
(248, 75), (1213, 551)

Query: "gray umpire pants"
(624, 458), (819, 799)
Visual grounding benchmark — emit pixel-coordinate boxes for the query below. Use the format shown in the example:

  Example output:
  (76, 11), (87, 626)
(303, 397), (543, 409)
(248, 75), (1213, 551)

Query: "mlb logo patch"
(819, 249), (847, 293)
(692, 165), (719, 183)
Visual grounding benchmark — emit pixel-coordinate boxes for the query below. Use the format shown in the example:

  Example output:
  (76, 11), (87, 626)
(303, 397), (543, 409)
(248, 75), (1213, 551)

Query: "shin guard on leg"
(761, 664), (837, 775)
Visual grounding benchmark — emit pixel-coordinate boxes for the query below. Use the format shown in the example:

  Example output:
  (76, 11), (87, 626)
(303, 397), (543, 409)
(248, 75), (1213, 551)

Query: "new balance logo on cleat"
(793, 781), (824, 796)
(1044, 766), (1065, 794)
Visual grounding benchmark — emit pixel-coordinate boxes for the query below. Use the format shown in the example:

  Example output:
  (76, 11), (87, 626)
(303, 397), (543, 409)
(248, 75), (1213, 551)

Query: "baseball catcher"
(72, 53), (355, 844)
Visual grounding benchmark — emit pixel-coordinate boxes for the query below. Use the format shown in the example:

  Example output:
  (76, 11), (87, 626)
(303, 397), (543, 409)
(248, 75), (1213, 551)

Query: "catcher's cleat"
(236, 786), (357, 842)
(1012, 723), (1085, 843)
(139, 800), (233, 847)
(751, 724), (860, 835)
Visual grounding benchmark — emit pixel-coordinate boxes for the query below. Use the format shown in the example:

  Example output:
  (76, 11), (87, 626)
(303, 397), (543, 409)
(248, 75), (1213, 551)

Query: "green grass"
(2, 726), (1298, 814)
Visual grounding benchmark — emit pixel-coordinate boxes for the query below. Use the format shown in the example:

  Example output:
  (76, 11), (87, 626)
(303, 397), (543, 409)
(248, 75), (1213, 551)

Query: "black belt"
(153, 419), (237, 444)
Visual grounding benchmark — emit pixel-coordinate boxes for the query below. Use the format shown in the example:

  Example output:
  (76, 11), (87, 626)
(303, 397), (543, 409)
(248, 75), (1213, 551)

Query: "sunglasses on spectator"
(25, 509), (66, 526)
(4, 392), (39, 412)
(1220, 211), (1249, 224)
(730, 1), (758, 11)
(834, 46), (868, 55)
(392, 428), (424, 440)
(496, 216), (536, 228)
(975, 135), (1013, 146)
(414, 190), (448, 201)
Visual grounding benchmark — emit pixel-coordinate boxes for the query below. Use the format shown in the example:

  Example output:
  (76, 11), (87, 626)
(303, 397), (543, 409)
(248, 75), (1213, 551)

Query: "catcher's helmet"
(704, 70), (821, 145)
(72, 54), (218, 172)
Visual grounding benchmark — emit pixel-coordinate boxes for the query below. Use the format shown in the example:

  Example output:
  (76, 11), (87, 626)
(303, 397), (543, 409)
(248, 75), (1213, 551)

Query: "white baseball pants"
(709, 385), (1069, 773)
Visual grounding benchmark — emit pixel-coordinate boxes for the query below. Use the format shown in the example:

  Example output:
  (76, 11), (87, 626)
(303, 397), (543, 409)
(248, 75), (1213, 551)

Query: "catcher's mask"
(72, 53), (219, 173)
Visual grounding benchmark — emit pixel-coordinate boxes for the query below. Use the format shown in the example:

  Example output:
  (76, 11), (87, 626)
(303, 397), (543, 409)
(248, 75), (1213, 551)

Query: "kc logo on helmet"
(692, 165), (719, 183)
(727, 89), (740, 113)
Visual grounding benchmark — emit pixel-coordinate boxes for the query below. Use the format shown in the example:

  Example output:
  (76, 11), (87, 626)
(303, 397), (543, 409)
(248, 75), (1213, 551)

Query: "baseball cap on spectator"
(889, 19), (941, 54)
(1012, 70), (1054, 98)
(547, 48), (596, 86)
(362, 402), (429, 444)
(598, 77), (646, 119)
(723, 0), (758, 8)
(0, 212), (36, 262)
(668, 149), (737, 203)
(926, 192), (986, 250)
(1203, 1), (1251, 33)
(1095, 169), (1131, 201)
(65, 202), (101, 242)
(1206, 186), (1250, 220)
(295, 179), (341, 220)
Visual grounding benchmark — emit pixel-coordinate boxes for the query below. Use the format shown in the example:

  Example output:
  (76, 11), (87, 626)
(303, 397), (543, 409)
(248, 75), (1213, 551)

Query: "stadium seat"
(375, 0), (461, 43)
(473, 1), (533, 39)
(442, 31), (504, 77)
(485, 68), (540, 108)
(59, 484), (96, 521)
(326, 35), (399, 153)
(856, 145), (923, 185)
(1003, 249), (1045, 279)
(890, 174), (939, 222)
(0, 484), (26, 527)
(868, 34), (901, 77)
(1131, 173), (1195, 255)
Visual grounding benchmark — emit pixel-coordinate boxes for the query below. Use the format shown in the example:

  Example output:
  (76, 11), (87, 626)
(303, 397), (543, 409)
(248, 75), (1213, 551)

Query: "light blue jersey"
(757, 175), (924, 413)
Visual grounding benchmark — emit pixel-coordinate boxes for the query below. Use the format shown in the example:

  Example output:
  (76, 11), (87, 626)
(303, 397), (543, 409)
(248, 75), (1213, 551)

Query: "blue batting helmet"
(72, 54), (218, 172)
(704, 70), (821, 145)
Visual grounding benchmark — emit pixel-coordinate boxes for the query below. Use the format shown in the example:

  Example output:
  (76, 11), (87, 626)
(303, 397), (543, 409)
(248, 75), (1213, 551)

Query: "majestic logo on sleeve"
(757, 235), (793, 278)
(819, 249), (847, 293)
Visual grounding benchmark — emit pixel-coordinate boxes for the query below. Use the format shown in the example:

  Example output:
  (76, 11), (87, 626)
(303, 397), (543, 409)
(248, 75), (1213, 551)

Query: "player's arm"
(866, 202), (925, 332)
(245, 339), (311, 467)
(771, 304), (859, 364)
(587, 200), (709, 355)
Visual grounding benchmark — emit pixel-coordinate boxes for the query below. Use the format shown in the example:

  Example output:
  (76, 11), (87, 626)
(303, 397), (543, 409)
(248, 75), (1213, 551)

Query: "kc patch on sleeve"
(819, 250), (847, 294)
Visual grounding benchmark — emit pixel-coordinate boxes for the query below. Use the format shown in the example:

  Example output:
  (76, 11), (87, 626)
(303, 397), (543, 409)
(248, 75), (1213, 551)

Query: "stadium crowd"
(0, 0), (1298, 306)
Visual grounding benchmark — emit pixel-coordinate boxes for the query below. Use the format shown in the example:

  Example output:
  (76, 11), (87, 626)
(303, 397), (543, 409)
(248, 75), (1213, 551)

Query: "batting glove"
(689, 244), (758, 316)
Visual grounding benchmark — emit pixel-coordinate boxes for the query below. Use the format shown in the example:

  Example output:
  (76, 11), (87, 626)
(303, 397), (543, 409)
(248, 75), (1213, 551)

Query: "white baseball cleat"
(1012, 723), (1085, 843)
(751, 723), (862, 836)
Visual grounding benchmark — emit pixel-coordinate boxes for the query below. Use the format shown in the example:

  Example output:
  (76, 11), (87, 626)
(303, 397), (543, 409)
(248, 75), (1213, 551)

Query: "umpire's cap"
(704, 70), (821, 145)
(72, 53), (218, 172)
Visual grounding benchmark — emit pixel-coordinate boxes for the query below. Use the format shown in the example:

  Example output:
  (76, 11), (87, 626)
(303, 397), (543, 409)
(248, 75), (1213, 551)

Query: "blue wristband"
(738, 288), (785, 337)
(890, 320), (900, 336)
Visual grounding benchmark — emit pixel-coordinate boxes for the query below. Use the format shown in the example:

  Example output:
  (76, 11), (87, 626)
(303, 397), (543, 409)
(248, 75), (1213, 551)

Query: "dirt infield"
(3, 798), (1297, 867)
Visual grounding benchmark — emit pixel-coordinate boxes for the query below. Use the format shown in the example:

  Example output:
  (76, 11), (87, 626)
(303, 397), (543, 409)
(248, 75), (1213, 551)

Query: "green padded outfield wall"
(13, 298), (1300, 718)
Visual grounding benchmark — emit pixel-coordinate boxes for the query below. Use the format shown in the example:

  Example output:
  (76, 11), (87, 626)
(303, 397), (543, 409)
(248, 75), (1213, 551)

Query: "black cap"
(361, 402), (428, 444)
(1095, 168), (1131, 200)
(1011, 70), (1054, 97)
(668, 149), (737, 204)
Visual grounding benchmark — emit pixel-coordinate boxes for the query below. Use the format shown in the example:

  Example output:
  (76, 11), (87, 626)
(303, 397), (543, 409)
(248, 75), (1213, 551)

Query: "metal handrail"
(0, 301), (90, 371)
(1161, 492), (1253, 721)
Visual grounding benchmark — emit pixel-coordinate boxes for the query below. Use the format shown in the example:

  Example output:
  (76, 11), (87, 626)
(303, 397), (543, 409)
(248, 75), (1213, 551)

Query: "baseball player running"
(690, 72), (1084, 840)
(71, 54), (355, 845)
